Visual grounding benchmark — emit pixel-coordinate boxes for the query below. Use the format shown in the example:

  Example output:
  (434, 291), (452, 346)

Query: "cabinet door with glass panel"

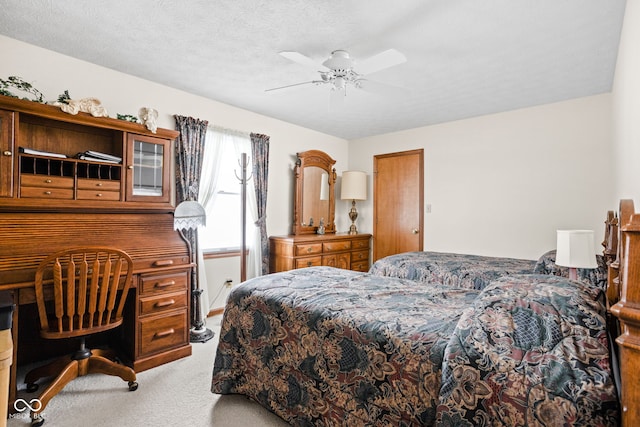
(125, 134), (171, 203)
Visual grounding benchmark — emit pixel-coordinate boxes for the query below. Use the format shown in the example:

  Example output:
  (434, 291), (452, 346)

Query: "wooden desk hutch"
(0, 96), (192, 408)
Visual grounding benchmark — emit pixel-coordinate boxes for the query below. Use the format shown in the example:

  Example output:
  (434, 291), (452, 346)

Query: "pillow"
(533, 249), (608, 290)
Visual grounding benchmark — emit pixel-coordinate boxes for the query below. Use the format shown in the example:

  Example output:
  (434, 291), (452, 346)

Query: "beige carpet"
(7, 316), (289, 427)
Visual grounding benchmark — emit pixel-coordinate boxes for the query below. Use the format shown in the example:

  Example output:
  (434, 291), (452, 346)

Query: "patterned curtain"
(250, 133), (270, 275)
(174, 115), (209, 326)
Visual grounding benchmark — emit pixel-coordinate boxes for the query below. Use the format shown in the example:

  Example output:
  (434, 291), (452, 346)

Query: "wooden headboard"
(609, 199), (640, 426)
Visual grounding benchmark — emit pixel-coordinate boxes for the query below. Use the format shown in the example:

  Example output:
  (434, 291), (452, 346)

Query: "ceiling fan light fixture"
(323, 50), (353, 71)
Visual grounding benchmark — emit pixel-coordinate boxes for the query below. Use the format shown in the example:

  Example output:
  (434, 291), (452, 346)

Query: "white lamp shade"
(341, 171), (367, 201)
(555, 230), (598, 269)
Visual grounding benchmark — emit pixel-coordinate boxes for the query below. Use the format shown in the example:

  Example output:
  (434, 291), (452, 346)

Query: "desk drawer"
(295, 256), (322, 269)
(77, 189), (121, 201)
(139, 309), (188, 355)
(295, 243), (322, 256)
(20, 186), (74, 199)
(21, 175), (73, 189)
(323, 241), (351, 252)
(77, 179), (121, 191)
(139, 272), (188, 296)
(139, 291), (187, 316)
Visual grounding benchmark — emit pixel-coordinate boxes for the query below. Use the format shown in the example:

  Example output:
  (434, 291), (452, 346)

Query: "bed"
(211, 205), (632, 426)
(368, 250), (608, 291)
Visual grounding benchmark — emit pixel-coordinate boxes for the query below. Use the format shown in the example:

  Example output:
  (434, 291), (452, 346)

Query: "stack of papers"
(77, 150), (122, 164)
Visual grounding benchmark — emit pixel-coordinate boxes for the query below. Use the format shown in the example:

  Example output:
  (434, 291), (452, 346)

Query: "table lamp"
(556, 229), (598, 280)
(340, 171), (367, 235)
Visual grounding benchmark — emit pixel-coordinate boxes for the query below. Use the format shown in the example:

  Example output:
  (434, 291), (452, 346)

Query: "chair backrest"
(34, 247), (134, 339)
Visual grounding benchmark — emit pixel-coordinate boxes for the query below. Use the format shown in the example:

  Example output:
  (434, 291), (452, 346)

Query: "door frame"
(373, 149), (424, 261)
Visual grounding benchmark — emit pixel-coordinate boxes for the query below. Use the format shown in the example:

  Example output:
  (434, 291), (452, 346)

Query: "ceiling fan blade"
(357, 49), (407, 75)
(265, 80), (322, 93)
(357, 79), (408, 97)
(279, 51), (329, 71)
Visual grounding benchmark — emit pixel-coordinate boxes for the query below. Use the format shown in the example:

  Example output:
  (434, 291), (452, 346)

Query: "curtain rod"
(209, 124), (251, 138)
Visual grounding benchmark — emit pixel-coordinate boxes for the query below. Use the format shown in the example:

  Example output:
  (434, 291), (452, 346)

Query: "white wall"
(612, 0), (640, 204)
(0, 35), (348, 310)
(348, 94), (613, 260)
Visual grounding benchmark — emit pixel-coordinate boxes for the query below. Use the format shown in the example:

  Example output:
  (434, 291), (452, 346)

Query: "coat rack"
(235, 152), (252, 282)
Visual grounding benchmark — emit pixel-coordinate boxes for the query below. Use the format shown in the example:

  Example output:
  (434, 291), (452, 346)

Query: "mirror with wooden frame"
(293, 150), (336, 235)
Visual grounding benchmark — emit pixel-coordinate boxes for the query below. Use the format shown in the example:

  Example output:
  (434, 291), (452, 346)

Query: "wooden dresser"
(269, 233), (372, 273)
(0, 95), (192, 407)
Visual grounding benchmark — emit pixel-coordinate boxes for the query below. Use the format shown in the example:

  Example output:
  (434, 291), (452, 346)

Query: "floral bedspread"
(211, 267), (480, 426)
(437, 274), (618, 426)
(533, 250), (608, 290)
(211, 267), (618, 426)
(369, 251), (536, 290)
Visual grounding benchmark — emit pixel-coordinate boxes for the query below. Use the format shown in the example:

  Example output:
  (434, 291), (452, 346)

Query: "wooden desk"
(0, 212), (193, 412)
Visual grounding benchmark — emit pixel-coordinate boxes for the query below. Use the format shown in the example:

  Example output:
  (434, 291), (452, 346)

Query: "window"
(198, 128), (250, 252)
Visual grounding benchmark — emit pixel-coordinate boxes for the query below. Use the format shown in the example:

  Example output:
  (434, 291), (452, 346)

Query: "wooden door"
(373, 149), (423, 261)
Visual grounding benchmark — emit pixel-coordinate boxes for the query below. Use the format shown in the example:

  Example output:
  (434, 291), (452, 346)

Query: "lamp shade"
(341, 171), (367, 201)
(173, 200), (207, 231)
(555, 230), (597, 269)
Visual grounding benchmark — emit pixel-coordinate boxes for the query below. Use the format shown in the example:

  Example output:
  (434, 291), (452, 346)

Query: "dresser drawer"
(351, 250), (369, 262)
(140, 290), (188, 316)
(139, 271), (188, 296)
(77, 189), (121, 200)
(352, 238), (370, 250)
(139, 310), (188, 355)
(21, 175), (74, 189)
(20, 186), (74, 199)
(323, 241), (351, 252)
(295, 256), (322, 269)
(351, 260), (369, 272)
(295, 243), (322, 256)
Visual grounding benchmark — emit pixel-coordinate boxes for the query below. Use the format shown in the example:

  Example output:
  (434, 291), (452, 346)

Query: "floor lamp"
(174, 200), (214, 343)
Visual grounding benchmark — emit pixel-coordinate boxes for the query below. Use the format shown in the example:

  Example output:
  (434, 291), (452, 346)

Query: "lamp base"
(348, 200), (359, 235)
(190, 327), (215, 343)
(568, 267), (578, 281)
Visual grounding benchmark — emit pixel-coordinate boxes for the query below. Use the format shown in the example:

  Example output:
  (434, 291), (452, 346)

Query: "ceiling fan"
(266, 49), (407, 107)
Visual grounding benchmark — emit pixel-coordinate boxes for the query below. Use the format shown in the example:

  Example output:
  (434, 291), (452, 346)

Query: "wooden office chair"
(24, 247), (138, 426)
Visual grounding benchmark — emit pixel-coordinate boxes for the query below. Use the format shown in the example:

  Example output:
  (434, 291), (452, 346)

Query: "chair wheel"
(128, 381), (138, 391)
(31, 415), (44, 426)
(26, 382), (39, 393)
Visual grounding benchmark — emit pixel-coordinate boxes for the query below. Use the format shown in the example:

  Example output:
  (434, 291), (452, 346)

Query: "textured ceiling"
(0, 0), (627, 140)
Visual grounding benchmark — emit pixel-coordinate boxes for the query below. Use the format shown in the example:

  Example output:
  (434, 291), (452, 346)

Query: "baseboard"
(208, 308), (224, 317)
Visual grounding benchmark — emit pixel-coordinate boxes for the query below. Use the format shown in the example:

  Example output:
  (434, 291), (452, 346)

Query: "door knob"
(412, 228), (419, 234)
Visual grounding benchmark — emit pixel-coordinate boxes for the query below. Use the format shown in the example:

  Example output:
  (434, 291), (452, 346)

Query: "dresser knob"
(96, 193), (103, 197)
(44, 191), (52, 195)
(45, 179), (52, 183)
(2, 151), (11, 156)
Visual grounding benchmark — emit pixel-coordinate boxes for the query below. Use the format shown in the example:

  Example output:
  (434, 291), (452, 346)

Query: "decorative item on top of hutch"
(0, 95), (192, 409)
(269, 149), (371, 273)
